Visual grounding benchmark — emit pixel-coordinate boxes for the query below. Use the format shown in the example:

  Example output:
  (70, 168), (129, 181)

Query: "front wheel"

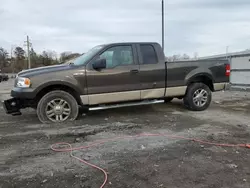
(37, 90), (79, 123)
(184, 83), (212, 111)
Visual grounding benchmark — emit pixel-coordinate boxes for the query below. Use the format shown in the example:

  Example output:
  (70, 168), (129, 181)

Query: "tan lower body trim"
(81, 87), (188, 105)
(214, 82), (227, 91)
(141, 88), (165, 99)
(165, 86), (187, 97)
(81, 83), (228, 105)
(81, 90), (140, 105)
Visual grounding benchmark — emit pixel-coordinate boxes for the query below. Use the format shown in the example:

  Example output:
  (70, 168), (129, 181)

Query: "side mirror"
(92, 58), (106, 70)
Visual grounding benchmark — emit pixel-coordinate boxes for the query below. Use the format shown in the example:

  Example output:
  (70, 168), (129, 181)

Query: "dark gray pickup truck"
(2, 42), (230, 123)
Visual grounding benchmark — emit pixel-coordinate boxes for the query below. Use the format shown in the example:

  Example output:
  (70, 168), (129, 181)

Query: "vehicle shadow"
(0, 100), (186, 125)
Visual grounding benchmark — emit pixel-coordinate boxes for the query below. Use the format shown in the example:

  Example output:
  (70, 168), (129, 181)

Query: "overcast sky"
(1, 0), (250, 57)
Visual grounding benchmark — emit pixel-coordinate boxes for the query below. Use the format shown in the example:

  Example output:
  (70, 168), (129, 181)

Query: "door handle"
(130, 69), (139, 74)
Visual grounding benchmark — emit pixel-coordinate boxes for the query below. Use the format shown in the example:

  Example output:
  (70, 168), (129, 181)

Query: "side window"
(99, 46), (134, 68)
(140, 45), (158, 64)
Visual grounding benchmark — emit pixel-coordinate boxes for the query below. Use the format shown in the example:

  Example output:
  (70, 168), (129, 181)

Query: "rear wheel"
(184, 83), (212, 111)
(37, 90), (79, 123)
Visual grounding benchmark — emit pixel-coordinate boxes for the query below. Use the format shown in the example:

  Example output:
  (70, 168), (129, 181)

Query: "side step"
(89, 100), (165, 111)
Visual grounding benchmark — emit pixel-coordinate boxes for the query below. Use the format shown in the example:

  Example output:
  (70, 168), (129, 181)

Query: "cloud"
(0, 0), (250, 57)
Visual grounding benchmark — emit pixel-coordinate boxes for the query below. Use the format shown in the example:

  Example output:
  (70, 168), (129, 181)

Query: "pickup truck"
(2, 42), (230, 123)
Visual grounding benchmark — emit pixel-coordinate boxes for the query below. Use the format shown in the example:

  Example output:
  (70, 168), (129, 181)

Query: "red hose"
(51, 133), (250, 188)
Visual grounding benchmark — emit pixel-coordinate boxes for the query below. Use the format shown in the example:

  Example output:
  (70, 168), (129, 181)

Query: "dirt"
(0, 87), (250, 188)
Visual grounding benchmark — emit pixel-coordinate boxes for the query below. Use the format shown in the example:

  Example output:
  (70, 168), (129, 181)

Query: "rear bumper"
(214, 82), (230, 91)
(224, 83), (230, 90)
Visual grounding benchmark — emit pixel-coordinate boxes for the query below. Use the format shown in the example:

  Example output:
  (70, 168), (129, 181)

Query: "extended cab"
(2, 42), (230, 123)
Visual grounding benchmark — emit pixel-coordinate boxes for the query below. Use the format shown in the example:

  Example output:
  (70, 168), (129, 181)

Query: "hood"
(17, 64), (73, 78)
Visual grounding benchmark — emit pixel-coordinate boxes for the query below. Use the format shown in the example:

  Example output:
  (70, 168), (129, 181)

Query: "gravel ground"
(0, 80), (250, 188)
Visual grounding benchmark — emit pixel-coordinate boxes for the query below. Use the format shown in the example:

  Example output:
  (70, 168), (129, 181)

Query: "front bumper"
(2, 98), (22, 115)
(2, 87), (37, 115)
(10, 87), (36, 99)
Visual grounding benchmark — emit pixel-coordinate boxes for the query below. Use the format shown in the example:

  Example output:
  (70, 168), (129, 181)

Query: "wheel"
(37, 90), (79, 123)
(164, 97), (173, 103)
(183, 83), (212, 111)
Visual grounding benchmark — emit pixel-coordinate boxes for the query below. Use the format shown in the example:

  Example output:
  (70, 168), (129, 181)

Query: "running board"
(89, 100), (165, 111)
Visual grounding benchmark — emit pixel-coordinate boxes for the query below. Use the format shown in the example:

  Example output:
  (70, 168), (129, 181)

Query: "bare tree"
(194, 52), (199, 60)
(0, 47), (9, 71)
(60, 51), (72, 62)
(13, 46), (26, 71)
(182, 54), (190, 60)
(14, 47), (25, 60)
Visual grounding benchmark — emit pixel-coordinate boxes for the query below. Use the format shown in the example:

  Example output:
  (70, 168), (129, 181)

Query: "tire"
(164, 97), (174, 103)
(183, 83), (212, 111)
(37, 90), (79, 123)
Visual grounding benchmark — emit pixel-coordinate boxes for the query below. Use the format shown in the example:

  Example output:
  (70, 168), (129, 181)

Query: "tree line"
(0, 46), (81, 73)
(0, 45), (201, 73)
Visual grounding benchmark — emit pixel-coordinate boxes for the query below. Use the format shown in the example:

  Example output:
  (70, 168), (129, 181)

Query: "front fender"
(34, 80), (83, 96)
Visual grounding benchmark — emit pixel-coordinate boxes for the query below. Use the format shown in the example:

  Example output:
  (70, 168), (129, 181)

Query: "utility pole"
(24, 35), (31, 69)
(226, 46), (229, 59)
(161, 0), (165, 52)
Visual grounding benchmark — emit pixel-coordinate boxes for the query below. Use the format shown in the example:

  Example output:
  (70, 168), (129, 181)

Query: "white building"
(199, 50), (250, 91)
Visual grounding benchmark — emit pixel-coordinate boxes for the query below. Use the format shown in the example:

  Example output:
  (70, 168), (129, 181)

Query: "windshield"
(72, 45), (105, 66)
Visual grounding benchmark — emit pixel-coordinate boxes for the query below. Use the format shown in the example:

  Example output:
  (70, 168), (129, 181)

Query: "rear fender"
(185, 68), (214, 85)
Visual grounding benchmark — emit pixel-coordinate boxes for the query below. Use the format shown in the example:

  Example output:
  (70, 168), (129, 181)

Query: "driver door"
(84, 44), (141, 105)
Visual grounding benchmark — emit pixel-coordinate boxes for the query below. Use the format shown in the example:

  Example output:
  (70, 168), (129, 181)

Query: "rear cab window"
(140, 44), (158, 64)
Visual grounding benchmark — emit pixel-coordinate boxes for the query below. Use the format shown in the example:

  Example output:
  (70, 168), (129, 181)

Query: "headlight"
(16, 77), (31, 88)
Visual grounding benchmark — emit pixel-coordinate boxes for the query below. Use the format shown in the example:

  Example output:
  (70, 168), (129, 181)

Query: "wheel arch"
(34, 81), (83, 106)
(186, 73), (214, 92)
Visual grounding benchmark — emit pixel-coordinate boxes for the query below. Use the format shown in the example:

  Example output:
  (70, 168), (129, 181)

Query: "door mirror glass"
(92, 58), (106, 70)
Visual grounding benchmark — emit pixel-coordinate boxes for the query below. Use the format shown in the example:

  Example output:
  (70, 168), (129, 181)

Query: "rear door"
(137, 43), (166, 99)
(85, 44), (141, 105)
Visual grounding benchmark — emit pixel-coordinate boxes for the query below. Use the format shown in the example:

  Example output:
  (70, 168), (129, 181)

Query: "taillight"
(225, 64), (230, 76)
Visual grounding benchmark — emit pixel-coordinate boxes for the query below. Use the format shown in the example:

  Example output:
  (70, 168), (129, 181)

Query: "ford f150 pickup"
(2, 42), (230, 123)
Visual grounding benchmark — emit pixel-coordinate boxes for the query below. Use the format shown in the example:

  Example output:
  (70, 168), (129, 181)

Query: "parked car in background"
(2, 74), (9, 81)
(0, 73), (9, 82)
